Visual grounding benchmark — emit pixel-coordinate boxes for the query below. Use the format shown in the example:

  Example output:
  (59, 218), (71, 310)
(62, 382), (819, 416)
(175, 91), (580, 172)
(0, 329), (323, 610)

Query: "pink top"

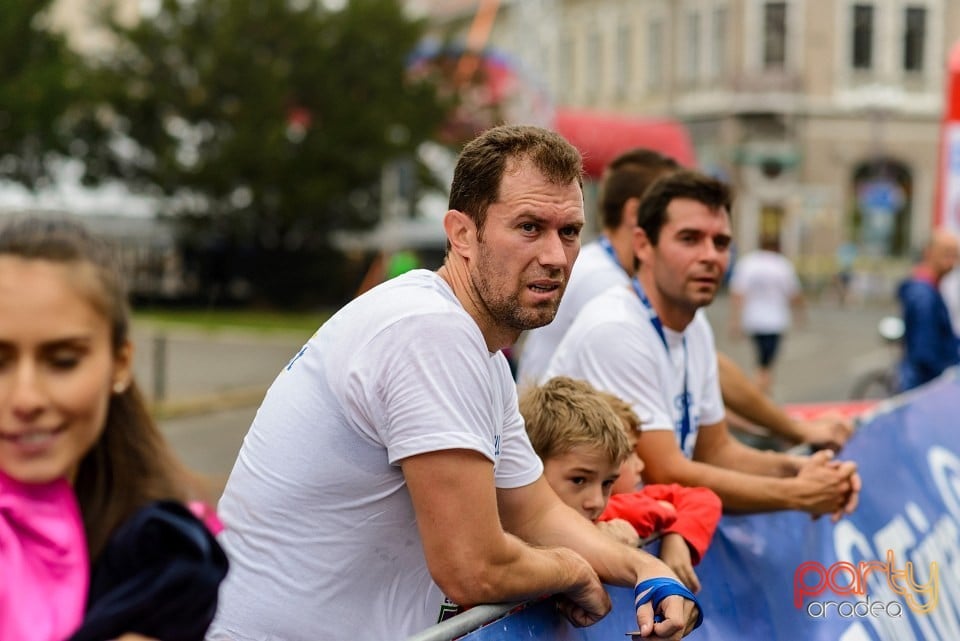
(0, 471), (89, 641)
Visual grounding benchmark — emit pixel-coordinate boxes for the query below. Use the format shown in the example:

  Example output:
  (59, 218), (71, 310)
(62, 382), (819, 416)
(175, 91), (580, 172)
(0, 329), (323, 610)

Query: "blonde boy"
(520, 377), (721, 593)
(520, 376), (642, 547)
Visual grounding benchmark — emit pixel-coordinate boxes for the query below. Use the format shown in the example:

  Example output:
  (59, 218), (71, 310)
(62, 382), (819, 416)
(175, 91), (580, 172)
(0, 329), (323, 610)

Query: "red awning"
(552, 108), (697, 178)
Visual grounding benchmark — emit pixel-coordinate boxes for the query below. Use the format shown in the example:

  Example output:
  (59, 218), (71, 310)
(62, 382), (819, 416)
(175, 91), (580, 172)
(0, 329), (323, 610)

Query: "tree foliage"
(0, 0), (83, 189)
(74, 0), (448, 305)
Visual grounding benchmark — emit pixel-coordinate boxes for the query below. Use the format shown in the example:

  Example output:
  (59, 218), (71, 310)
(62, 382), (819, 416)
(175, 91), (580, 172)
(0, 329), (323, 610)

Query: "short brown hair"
(599, 148), (680, 230)
(519, 376), (632, 466)
(448, 125), (583, 240)
(637, 170), (733, 245)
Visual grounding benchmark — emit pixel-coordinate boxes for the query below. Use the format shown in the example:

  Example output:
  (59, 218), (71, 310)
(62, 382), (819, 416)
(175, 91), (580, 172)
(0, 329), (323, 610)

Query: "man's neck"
(603, 226), (634, 273)
(437, 262), (517, 352)
(636, 269), (696, 332)
(913, 264), (941, 286)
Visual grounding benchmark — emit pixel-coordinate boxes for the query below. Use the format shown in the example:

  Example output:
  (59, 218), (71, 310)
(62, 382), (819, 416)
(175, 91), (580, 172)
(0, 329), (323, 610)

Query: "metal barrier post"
(153, 332), (167, 403)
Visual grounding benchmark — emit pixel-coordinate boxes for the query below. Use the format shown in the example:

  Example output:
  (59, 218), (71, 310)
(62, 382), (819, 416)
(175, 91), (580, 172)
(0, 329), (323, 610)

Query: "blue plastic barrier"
(692, 371), (960, 641)
(417, 370), (960, 641)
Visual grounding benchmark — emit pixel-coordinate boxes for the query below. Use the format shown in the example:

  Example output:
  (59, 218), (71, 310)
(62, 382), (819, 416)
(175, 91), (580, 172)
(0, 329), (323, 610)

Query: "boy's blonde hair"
(519, 376), (632, 465)
(596, 390), (642, 447)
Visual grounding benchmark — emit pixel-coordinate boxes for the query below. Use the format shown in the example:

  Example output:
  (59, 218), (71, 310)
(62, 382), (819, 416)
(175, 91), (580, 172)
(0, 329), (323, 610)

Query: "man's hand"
(791, 450), (859, 516)
(630, 559), (700, 639)
(550, 547), (612, 627)
(829, 464), (861, 522)
(658, 534), (700, 593)
(797, 413), (855, 451)
(597, 518), (641, 547)
(632, 594), (700, 640)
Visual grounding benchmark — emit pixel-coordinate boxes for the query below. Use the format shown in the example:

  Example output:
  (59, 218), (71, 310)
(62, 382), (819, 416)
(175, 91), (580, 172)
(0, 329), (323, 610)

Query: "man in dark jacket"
(897, 229), (960, 391)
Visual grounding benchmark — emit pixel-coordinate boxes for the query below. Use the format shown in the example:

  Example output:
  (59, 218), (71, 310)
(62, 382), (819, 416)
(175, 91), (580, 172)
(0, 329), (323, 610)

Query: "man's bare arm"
(402, 449), (608, 620)
(717, 352), (852, 449)
(637, 427), (854, 515)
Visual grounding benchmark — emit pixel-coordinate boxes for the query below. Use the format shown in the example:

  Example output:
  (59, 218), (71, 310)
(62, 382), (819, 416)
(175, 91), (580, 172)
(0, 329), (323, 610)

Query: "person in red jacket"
(519, 377), (721, 593)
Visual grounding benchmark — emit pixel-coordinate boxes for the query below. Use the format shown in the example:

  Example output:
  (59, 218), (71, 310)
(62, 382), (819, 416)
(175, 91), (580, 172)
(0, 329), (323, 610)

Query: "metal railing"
(406, 536), (661, 641)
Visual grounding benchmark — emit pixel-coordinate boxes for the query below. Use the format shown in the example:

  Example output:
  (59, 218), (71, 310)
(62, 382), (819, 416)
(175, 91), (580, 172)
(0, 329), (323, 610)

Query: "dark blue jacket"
(68, 501), (228, 641)
(897, 277), (960, 391)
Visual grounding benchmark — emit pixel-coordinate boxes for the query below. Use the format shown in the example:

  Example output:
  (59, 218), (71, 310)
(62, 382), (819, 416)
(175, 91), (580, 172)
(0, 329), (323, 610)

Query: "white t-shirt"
(516, 240), (629, 387)
(207, 270), (543, 641)
(544, 285), (725, 458)
(729, 249), (800, 334)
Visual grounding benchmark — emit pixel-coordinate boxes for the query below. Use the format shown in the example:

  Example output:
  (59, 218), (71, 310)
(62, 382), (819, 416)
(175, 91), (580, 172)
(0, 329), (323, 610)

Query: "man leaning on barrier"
(206, 125), (701, 641)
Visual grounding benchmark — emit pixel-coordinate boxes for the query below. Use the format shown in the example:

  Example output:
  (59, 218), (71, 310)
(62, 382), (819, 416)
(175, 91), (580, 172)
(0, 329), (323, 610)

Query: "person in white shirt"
(546, 170), (860, 516)
(207, 125), (700, 641)
(728, 237), (805, 395)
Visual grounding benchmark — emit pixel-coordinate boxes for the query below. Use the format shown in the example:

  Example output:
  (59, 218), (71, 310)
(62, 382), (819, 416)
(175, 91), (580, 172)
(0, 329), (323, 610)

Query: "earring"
(113, 380), (128, 394)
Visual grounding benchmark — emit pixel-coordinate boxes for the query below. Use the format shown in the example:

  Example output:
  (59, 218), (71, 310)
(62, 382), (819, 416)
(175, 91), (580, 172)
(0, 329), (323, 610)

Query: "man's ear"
(634, 226), (652, 266)
(444, 209), (476, 258)
(620, 197), (640, 231)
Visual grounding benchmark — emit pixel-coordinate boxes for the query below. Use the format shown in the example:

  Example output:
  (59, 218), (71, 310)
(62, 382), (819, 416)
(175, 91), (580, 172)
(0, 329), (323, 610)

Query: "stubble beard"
(658, 280), (715, 324)
(472, 247), (562, 332)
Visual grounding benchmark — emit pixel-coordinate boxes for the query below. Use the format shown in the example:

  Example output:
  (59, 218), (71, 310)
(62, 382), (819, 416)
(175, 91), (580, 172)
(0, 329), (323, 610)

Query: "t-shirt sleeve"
(493, 354), (544, 489)
(695, 317), (726, 427)
(345, 312), (505, 466)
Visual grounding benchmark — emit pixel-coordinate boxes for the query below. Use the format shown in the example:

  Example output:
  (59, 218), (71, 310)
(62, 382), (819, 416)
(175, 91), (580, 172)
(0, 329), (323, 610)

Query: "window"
(763, 2), (787, 69)
(647, 18), (663, 89)
(851, 4), (874, 70)
(686, 11), (701, 81)
(712, 6), (728, 78)
(903, 6), (926, 72)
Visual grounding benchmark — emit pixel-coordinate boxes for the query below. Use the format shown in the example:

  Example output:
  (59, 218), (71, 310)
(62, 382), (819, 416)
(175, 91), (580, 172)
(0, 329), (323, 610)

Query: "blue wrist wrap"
(633, 577), (703, 630)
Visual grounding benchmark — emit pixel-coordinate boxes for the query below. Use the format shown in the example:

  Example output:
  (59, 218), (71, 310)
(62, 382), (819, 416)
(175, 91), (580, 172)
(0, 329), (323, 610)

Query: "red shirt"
(598, 484), (722, 565)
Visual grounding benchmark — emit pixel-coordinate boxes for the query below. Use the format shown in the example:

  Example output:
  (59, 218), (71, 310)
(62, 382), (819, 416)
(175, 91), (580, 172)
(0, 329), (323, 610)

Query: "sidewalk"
(132, 322), (309, 418)
(706, 293), (898, 403)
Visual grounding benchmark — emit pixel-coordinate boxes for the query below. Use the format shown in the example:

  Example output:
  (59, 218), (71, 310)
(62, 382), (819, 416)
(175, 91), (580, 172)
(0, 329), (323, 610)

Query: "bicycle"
(848, 316), (903, 400)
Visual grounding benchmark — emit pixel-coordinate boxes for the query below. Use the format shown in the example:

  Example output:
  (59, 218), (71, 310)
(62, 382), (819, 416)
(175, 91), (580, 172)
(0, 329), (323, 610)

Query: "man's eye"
(570, 476), (586, 486)
(561, 226), (581, 239)
(715, 237), (732, 250)
(520, 223), (538, 233)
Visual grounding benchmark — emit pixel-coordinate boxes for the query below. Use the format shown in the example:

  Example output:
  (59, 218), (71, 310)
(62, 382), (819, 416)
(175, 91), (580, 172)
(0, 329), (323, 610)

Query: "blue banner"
(458, 371), (960, 641)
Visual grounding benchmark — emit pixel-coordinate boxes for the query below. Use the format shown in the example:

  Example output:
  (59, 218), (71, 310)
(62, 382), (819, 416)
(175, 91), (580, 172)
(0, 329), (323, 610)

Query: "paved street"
(157, 294), (900, 499)
(706, 294), (900, 404)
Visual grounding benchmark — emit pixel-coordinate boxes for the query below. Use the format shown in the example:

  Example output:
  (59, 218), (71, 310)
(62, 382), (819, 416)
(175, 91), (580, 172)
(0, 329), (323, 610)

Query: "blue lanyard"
(630, 277), (692, 453)
(597, 235), (630, 276)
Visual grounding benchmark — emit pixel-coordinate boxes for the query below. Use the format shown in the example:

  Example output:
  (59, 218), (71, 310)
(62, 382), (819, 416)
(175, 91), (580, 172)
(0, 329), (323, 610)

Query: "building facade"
(419, 0), (960, 290)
